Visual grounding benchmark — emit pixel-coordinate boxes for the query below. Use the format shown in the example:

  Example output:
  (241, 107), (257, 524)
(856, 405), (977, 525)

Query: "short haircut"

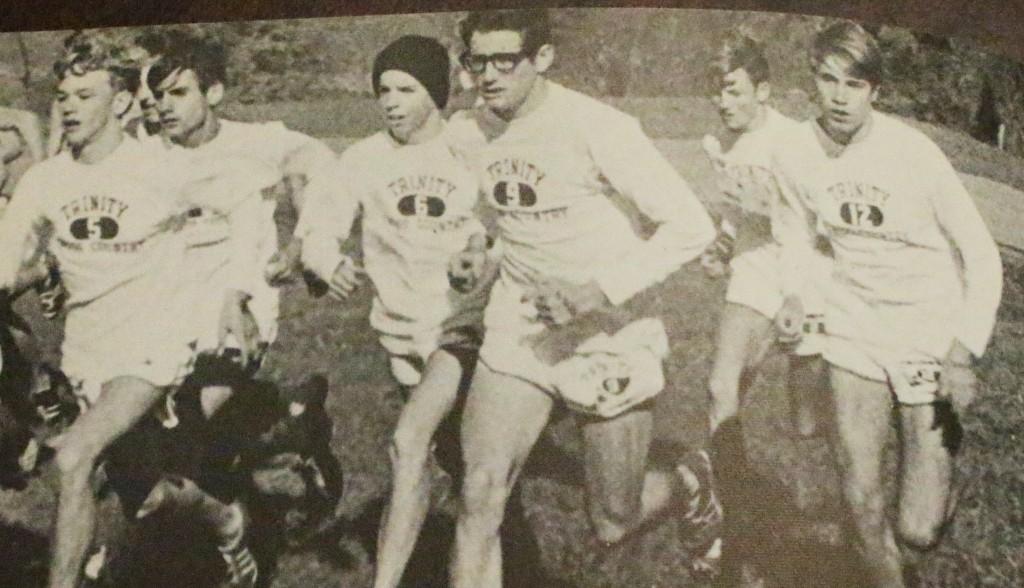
(710, 34), (771, 86)
(133, 30), (169, 61)
(458, 9), (552, 56)
(811, 21), (884, 87)
(53, 31), (135, 92)
(147, 30), (227, 92)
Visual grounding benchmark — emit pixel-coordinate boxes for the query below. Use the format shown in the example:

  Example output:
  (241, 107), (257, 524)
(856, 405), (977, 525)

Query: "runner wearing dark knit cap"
(290, 34), (499, 588)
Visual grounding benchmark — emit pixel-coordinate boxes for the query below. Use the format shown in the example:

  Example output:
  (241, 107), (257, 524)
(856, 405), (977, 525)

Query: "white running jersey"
(298, 129), (486, 341)
(706, 107), (808, 255)
(0, 137), (193, 394)
(772, 112), (1003, 358)
(447, 81), (715, 305)
(172, 119), (317, 248)
(167, 119), (329, 346)
(0, 138), (184, 311)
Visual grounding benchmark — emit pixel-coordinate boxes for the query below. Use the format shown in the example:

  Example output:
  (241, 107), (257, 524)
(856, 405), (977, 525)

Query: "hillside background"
(0, 8), (1022, 154)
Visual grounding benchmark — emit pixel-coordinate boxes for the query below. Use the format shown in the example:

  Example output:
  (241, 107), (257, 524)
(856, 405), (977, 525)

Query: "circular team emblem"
(70, 216), (120, 240)
(493, 181), (537, 207)
(397, 194), (446, 218)
(839, 202), (884, 228)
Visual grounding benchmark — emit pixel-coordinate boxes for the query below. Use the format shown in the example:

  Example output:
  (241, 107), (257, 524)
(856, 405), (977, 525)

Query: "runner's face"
(467, 30), (541, 117)
(153, 68), (213, 144)
(814, 55), (877, 142)
(377, 70), (437, 143)
(713, 68), (764, 132)
(56, 70), (121, 148)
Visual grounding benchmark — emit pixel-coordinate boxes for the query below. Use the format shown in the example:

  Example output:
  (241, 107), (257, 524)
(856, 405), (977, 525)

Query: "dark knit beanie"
(372, 35), (451, 109)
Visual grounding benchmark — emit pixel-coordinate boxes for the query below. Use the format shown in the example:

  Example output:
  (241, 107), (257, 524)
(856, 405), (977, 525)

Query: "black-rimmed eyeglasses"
(459, 51), (530, 75)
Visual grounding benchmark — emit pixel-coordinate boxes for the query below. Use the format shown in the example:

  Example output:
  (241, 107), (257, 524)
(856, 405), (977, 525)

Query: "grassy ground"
(1, 96), (1023, 587)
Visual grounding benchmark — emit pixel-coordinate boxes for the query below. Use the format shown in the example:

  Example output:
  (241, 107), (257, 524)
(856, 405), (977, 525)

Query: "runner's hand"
(265, 239), (303, 286)
(774, 294), (804, 344)
(939, 341), (978, 412)
(218, 289), (261, 367)
(328, 255), (365, 301)
(448, 233), (489, 293)
(524, 278), (610, 327)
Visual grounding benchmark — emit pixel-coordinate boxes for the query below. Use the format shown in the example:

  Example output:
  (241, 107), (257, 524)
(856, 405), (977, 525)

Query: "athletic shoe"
(676, 449), (724, 579)
(218, 541), (259, 588)
(217, 502), (258, 588)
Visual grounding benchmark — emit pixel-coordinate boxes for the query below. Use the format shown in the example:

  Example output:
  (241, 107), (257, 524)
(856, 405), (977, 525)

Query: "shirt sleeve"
(586, 112), (716, 305)
(295, 154), (360, 281)
(0, 170), (46, 290)
(770, 150), (823, 301)
(926, 143), (1004, 357)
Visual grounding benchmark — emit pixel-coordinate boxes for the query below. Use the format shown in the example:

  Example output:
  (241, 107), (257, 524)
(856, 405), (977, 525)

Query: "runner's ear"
(205, 82), (224, 108)
(533, 44), (555, 75)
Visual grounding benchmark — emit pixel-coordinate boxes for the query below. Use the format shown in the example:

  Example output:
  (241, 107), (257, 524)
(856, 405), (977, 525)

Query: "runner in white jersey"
(771, 23), (1002, 587)
(34, 35), (165, 325)
(694, 34), (835, 585)
(146, 31), (334, 414)
(138, 31), (332, 587)
(0, 35), (197, 588)
(291, 36), (496, 588)
(444, 10), (721, 586)
(700, 35), (832, 444)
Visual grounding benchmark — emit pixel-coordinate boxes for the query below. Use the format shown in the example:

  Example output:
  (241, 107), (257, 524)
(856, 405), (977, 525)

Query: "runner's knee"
(591, 487), (641, 538)
(461, 463), (511, 525)
(842, 478), (885, 518)
(54, 442), (97, 480)
(589, 501), (636, 544)
(389, 423), (431, 470)
(707, 364), (740, 402)
(897, 515), (943, 550)
(592, 518), (628, 545)
(707, 372), (742, 431)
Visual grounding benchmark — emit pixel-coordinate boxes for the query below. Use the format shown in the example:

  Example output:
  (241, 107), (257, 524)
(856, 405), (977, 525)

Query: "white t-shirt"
(706, 107), (809, 255)
(447, 81), (715, 306)
(0, 138), (183, 309)
(772, 112), (1003, 358)
(167, 119), (331, 345)
(0, 137), (191, 383)
(298, 128), (487, 342)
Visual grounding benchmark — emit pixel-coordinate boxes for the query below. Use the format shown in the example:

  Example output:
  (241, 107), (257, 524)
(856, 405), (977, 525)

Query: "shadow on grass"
(319, 404), (579, 588)
(112, 510), (226, 588)
(712, 422), (872, 588)
(0, 521), (49, 587)
(327, 482), (571, 588)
